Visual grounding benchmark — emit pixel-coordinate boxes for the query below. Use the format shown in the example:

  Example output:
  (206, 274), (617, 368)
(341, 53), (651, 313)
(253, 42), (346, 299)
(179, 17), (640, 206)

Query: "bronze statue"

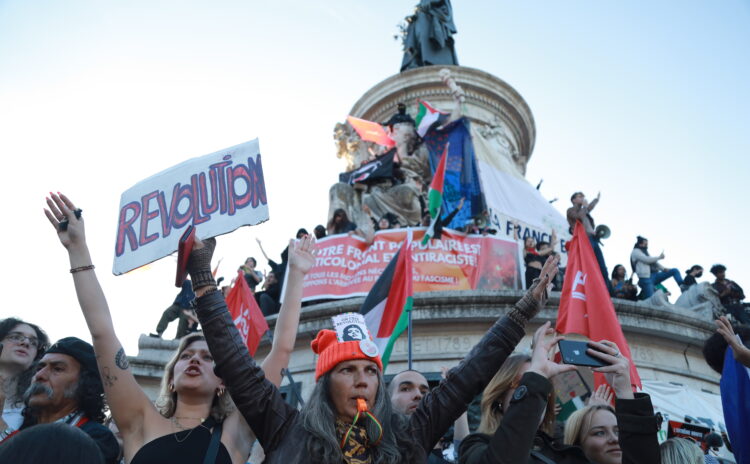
(400, 0), (458, 72)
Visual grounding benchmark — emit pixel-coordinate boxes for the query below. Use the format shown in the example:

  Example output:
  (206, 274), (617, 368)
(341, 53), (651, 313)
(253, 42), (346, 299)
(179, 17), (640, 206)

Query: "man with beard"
(389, 369), (469, 463)
(1, 337), (119, 464)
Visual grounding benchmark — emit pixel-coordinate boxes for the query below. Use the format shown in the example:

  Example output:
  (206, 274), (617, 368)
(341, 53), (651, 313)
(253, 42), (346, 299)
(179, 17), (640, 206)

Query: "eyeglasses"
(3, 332), (40, 349)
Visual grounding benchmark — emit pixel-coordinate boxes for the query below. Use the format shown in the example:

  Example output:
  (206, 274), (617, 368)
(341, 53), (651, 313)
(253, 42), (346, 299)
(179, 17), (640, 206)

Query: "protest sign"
(113, 139), (268, 275)
(301, 228), (520, 302)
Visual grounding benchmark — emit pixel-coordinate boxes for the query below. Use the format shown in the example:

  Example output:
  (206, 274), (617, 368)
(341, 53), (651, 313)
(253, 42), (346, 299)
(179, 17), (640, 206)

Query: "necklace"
(170, 416), (207, 443)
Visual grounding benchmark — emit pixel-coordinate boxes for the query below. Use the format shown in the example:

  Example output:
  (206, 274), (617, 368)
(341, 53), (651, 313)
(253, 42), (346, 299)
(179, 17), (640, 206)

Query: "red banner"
(301, 228), (520, 302)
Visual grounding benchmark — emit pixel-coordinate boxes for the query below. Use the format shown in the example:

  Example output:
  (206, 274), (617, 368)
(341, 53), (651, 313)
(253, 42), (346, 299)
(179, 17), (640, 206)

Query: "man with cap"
(185, 236), (560, 463)
(2, 337), (119, 464)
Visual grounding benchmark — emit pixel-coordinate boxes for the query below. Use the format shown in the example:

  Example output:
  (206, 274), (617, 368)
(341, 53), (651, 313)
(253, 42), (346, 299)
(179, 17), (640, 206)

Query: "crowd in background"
(0, 192), (745, 464)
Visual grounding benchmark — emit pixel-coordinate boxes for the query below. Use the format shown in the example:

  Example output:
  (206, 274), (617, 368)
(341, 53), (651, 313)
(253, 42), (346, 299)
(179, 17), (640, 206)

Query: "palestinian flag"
(422, 145), (448, 245)
(360, 235), (414, 369)
(415, 99), (449, 138)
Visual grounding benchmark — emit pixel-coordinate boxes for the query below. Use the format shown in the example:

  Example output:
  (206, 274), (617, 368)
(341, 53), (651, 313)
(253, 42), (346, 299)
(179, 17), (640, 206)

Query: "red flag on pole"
(226, 270), (269, 356)
(556, 222), (642, 389)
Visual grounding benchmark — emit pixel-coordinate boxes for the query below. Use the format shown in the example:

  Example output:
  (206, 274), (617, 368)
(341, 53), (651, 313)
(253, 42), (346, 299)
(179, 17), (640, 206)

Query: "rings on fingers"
(73, 208), (82, 219)
(58, 219), (69, 232)
(613, 351), (621, 358)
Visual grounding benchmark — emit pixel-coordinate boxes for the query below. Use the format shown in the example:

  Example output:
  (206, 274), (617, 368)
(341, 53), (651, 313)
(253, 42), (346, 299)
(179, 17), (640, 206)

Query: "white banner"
(112, 139), (268, 275)
(471, 124), (571, 264)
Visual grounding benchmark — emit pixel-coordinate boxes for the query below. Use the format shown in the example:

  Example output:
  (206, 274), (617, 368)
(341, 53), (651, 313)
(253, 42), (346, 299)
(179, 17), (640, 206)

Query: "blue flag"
(423, 118), (486, 230)
(720, 346), (750, 464)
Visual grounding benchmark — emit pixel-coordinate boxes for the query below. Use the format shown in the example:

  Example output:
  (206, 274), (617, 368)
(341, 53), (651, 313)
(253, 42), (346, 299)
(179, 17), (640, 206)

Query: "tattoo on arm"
(102, 367), (118, 387)
(115, 348), (130, 370)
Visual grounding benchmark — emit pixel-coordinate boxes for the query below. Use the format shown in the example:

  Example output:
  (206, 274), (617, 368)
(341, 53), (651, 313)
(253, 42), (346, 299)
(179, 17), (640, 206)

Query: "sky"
(1, 1), (748, 354)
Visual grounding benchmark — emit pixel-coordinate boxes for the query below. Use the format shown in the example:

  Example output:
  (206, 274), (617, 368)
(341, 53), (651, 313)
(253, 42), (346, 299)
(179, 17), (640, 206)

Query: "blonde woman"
(44, 192), (315, 464)
(460, 328), (660, 464)
(659, 438), (703, 464)
(563, 405), (621, 464)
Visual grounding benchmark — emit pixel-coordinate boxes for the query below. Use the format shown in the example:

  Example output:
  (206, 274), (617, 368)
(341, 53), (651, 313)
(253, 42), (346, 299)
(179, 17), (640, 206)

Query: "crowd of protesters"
(0, 192), (743, 464)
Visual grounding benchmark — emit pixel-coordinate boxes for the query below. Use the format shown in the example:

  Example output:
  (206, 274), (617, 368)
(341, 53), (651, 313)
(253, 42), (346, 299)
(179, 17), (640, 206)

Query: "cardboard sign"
(113, 139), (268, 275)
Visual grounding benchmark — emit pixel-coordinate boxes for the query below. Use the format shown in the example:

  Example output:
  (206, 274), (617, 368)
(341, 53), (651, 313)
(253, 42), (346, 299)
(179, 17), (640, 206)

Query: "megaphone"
(595, 224), (611, 240)
(474, 215), (488, 228)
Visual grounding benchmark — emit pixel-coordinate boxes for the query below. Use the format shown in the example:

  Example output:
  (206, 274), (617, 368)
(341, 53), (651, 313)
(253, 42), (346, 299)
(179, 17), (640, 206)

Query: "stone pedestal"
(130, 293), (719, 403)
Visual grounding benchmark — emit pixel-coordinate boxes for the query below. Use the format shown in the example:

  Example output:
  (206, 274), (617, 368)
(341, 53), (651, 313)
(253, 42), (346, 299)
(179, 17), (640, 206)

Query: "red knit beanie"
(311, 329), (383, 381)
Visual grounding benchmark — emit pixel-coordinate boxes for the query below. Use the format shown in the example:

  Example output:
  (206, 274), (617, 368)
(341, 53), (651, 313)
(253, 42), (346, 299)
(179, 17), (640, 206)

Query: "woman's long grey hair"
(300, 369), (421, 464)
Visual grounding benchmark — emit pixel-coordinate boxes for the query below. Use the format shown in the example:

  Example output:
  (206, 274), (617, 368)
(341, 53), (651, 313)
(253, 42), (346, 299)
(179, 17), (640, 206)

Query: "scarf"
(336, 419), (373, 464)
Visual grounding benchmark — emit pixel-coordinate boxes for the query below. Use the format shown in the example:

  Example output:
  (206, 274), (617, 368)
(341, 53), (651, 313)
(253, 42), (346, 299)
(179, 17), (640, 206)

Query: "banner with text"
(113, 139), (268, 275)
(470, 124), (571, 268)
(301, 228), (520, 302)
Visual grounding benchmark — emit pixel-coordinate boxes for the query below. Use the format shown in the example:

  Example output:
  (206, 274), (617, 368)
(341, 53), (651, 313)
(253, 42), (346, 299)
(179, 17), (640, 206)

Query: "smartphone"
(175, 225), (196, 287)
(558, 340), (607, 367)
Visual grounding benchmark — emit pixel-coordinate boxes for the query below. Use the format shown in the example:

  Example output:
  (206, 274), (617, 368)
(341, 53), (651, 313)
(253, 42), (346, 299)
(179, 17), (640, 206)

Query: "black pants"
(724, 303), (750, 324)
(525, 266), (541, 290)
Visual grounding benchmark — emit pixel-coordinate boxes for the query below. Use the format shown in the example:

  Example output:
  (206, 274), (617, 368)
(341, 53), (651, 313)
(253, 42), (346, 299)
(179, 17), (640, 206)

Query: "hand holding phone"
(558, 340), (608, 367)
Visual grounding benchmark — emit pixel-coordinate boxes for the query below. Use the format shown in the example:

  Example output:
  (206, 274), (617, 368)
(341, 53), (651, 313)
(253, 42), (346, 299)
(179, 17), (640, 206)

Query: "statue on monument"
(400, 0), (458, 72)
(330, 71), (466, 232)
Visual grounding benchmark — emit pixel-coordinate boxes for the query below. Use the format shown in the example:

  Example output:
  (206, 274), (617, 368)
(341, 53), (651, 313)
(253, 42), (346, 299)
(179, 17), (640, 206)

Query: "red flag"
(346, 116), (396, 148)
(556, 222), (642, 389)
(226, 270), (269, 356)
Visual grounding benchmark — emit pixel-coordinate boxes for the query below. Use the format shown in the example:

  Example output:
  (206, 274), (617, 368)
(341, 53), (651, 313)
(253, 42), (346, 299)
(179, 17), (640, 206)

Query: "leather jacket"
(460, 372), (661, 464)
(195, 288), (545, 464)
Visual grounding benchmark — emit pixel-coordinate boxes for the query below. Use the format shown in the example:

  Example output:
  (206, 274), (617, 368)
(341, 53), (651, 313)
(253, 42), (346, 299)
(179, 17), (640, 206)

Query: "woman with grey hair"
(43, 192), (316, 464)
(186, 232), (561, 463)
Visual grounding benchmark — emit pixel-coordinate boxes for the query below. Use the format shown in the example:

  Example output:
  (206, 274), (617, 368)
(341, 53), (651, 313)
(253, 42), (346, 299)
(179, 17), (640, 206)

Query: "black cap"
(45, 337), (98, 376)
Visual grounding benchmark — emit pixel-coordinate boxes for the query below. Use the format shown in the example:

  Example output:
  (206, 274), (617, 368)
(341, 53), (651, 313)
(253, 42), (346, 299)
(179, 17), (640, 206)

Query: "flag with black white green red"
(360, 234), (414, 369)
(422, 145), (448, 245)
(415, 99), (449, 138)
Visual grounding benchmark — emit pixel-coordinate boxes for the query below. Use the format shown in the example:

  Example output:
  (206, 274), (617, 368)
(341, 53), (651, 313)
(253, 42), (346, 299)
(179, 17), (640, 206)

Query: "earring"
(168, 383), (175, 392)
(217, 387), (225, 397)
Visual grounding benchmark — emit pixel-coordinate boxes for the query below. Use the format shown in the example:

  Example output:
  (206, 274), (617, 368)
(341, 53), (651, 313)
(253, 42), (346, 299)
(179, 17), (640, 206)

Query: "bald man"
(388, 369), (469, 463)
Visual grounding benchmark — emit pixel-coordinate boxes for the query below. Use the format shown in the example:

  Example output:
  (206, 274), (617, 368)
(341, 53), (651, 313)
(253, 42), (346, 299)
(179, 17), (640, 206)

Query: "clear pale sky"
(1, 1), (748, 354)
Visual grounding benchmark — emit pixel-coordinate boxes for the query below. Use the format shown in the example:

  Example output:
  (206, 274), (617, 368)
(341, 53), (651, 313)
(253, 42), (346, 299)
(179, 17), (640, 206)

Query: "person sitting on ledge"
(710, 264), (749, 324)
(629, 236), (683, 299)
(611, 264), (638, 301)
(680, 265), (703, 292)
(186, 234), (561, 464)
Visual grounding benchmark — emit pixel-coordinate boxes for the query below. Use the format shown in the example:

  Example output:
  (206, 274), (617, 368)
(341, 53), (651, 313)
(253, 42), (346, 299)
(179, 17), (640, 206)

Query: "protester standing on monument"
(240, 257), (263, 292)
(0, 336), (120, 463)
(42, 192), (316, 464)
(149, 278), (195, 339)
(460, 329), (660, 464)
(629, 236), (683, 299)
(186, 230), (560, 463)
(566, 192), (611, 291)
(0, 318), (49, 436)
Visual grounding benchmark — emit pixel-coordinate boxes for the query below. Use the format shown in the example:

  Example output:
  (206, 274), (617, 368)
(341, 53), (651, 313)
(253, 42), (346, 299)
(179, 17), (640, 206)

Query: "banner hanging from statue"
(301, 228), (520, 302)
(113, 139), (268, 275)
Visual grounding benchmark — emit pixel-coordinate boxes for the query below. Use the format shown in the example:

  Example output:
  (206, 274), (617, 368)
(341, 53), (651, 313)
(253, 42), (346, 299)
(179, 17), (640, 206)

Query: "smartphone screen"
(558, 340), (607, 367)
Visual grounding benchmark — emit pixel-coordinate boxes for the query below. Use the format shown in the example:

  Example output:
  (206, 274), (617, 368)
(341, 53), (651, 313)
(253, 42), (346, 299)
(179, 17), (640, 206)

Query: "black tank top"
(130, 418), (232, 464)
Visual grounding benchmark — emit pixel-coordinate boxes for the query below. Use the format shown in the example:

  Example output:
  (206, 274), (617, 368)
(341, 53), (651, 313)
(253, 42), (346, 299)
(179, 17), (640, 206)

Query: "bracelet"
(0, 427), (15, 441)
(70, 265), (95, 274)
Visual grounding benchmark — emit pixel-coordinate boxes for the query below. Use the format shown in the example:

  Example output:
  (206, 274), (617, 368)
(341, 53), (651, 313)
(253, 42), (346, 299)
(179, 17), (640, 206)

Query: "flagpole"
(407, 228), (413, 370)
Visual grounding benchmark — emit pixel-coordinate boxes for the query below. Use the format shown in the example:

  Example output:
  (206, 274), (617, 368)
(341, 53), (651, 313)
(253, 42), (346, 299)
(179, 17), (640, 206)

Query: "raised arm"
(255, 237), (271, 263)
(587, 192), (600, 212)
(459, 323), (575, 464)
(188, 238), (298, 453)
(411, 255), (560, 452)
(260, 235), (316, 386)
(43, 194), (155, 440)
(716, 316), (750, 368)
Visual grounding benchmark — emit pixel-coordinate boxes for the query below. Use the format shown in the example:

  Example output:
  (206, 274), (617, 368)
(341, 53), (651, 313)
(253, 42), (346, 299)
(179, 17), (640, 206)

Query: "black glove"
(187, 237), (216, 290)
